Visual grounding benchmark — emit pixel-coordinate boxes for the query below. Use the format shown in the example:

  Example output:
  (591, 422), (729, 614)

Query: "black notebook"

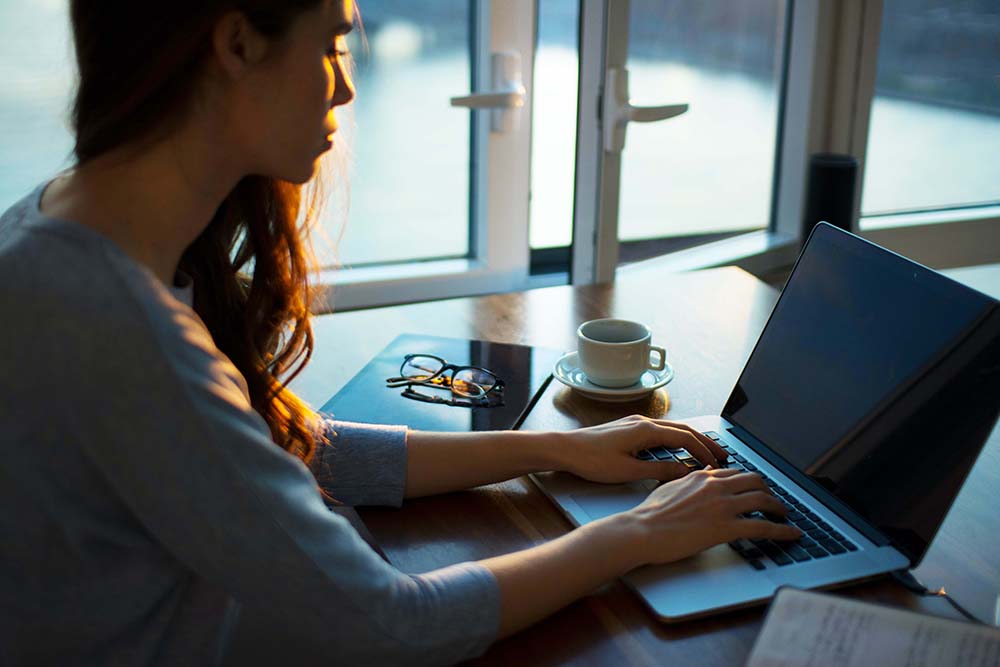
(319, 334), (563, 432)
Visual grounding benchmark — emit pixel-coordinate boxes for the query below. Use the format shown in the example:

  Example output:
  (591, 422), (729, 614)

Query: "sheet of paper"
(747, 587), (1000, 667)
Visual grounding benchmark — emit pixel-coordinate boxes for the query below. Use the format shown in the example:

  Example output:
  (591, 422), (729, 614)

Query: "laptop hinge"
(726, 423), (894, 549)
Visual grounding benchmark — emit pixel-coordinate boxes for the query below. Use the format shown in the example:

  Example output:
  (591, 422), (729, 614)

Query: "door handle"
(603, 66), (688, 153)
(450, 51), (526, 133)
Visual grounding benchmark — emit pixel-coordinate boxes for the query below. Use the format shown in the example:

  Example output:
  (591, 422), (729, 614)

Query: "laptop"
(531, 222), (1000, 621)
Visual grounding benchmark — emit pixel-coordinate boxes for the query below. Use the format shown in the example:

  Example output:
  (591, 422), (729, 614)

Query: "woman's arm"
(404, 415), (730, 498)
(483, 467), (801, 637)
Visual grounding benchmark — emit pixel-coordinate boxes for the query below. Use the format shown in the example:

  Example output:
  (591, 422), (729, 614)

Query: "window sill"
(619, 230), (801, 278)
(861, 204), (1000, 231)
(311, 258), (530, 313)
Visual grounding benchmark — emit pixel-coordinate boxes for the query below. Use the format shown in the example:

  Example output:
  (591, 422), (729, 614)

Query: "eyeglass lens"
(400, 355), (496, 398)
(400, 355), (444, 382)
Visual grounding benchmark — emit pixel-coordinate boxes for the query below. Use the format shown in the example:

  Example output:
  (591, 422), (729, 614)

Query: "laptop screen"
(723, 223), (1000, 562)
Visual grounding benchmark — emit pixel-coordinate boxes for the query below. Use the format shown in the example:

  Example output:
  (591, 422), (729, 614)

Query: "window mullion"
(480, 0), (535, 288)
(571, 0), (629, 285)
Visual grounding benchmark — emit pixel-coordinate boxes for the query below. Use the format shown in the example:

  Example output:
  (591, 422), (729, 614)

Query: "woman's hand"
(622, 467), (802, 567)
(555, 415), (729, 484)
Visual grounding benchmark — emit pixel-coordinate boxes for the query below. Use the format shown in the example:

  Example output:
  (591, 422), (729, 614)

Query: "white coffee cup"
(576, 318), (667, 388)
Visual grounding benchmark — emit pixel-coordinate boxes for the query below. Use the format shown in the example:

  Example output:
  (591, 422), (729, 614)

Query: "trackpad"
(572, 484), (648, 521)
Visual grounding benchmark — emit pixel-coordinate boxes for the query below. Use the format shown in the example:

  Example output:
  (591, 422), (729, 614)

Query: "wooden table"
(292, 267), (1000, 665)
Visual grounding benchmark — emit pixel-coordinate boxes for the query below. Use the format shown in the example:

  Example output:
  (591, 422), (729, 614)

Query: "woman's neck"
(40, 125), (244, 287)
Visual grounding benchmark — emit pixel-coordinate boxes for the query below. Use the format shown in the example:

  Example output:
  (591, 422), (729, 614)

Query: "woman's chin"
(280, 160), (321, 185)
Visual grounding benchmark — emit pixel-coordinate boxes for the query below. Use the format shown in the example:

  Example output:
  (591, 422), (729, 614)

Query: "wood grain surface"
(291, 267), (1000, 665)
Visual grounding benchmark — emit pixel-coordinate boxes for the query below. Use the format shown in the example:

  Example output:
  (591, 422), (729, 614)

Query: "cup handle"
(648, 346), (667, 371)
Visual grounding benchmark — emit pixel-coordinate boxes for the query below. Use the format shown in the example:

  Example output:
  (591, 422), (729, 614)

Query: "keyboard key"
(703, 431), (720, 440)
(773, 487), (788, 496)
(787, 497), (804, 508)
(799, 536), (818, 549)
(650, 448), (674, 461)
(787, 510), (804, 522)
(807, 547), (830, 558)
(743, 462), (758, 471)
(763, 549), (793, 566)
(830, 529), (845, 541)
(843, 541), (858, 552)
(760, 541), (791, 561)
(636, 449), (654, 461)
(743, 548), (764, 560)
(749, 559), (766, 571)
(817, 520), (833, 530)
(733, 454), (747, 463)
(820, 540), (846, 555)
(784, 544), (812, 562)
(728, 540), (750, 553)
(791, 517), (814, 530)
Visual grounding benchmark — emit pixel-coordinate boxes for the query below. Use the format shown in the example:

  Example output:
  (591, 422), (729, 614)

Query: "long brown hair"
(70, 1), (337, 463)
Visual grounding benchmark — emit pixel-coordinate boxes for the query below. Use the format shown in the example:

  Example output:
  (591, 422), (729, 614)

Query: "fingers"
(634, 459), (689, 481)
(715, 470), (769, 494)
(679, 425), (730, 463)
(736, 518), (802, 542)
(649, 419), (729, 463)
(634, 418), (726, 467)
(659, 426), (721, 468)
(728, 490), (787, 517)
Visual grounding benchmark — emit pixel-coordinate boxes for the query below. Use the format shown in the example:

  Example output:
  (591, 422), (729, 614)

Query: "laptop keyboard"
(635, 431), (858, 570)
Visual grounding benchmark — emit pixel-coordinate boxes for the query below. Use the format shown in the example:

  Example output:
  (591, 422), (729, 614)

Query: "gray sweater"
(0, 183), (500, 666)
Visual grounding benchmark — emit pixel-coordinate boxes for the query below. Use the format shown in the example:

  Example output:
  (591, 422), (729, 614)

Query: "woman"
(0, 0), (799, 664)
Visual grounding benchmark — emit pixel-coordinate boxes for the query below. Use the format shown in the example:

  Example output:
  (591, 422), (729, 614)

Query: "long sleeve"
(308, 419), (408, 507)
(0, 202), (502, 666)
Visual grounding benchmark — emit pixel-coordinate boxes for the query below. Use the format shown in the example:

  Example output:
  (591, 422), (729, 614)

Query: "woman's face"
(236, 0), (355, 184)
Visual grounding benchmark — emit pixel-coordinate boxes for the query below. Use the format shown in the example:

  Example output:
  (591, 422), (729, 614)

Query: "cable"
(891, 569), (987, 625)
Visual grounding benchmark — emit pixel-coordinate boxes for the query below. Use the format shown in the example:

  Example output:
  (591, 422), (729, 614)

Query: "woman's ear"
(212, 11), (269, 79)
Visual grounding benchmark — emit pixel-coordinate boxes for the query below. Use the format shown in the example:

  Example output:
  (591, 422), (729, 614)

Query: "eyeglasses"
(385, 354), (505, 408)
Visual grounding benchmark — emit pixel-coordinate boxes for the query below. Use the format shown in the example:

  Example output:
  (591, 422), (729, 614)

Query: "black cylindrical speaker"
(802, 153), (858, 240)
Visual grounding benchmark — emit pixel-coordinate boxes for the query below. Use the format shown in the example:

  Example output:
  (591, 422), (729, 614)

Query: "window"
(860, 0), (1000, 225)
(327, 5), (472, 267)
(528, 0), (580, 259)
(0, 2), (75, 212)
(617, 1), (787, 252)
(4, 2), (995, 308)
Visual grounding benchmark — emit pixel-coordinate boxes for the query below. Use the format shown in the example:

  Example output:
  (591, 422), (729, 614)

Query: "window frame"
(585, 0), (1000, 281)
(315, 0), (1000, 312)
(312, 0), (538, 313)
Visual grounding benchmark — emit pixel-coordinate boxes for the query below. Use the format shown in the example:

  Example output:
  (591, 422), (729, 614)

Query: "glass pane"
(618, 1), (786, 243)
(318, 4), (471, 267)
(529, 0), (579, 250)
(401, 354), (445, 381)
(860, 0), (1000, 223)
(0, 2), (75, 212)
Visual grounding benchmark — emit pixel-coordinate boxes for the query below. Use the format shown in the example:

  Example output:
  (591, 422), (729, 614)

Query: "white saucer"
(552, 351), (674, 402)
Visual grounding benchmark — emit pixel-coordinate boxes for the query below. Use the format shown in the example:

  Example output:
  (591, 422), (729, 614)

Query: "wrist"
(506, 429), (574, 473)
(584, 512), (649, 575)
(534, 429), (575, 473)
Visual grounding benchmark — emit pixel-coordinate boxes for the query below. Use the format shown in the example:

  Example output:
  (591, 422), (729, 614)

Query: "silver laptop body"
(532, 224), (1000, 621)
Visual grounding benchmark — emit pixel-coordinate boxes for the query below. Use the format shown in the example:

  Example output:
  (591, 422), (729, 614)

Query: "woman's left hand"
(554, 415), (730, 484)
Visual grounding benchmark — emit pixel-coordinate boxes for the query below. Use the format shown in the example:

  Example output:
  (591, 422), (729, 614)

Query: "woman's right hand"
(623, 467), (802, 567)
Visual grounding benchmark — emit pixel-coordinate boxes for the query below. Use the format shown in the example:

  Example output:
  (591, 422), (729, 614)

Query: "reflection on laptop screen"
(724, 224), (1000, 561)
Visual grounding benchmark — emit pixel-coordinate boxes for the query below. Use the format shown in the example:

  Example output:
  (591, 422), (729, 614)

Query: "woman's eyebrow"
(332, 21), (352, 35)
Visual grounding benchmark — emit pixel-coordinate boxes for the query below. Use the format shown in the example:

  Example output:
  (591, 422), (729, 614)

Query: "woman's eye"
(326, 39), (349, 59)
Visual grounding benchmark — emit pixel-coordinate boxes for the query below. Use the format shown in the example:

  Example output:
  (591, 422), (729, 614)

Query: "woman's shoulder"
(2, 179), (182, 316)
